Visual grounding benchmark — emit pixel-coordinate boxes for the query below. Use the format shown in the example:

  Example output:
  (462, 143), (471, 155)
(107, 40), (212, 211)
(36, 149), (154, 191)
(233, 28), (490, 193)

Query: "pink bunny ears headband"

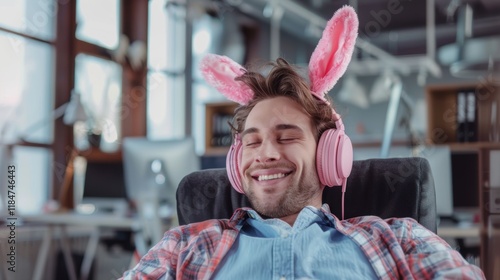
(200, 5), (358, 106)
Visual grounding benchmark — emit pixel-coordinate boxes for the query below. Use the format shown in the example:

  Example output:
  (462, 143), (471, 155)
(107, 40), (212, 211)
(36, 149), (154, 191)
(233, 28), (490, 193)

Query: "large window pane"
(148, 0), (186, 71)
(147, 0), (187, 141)
(0, 31), (54, 144)
(74, 54), (122, 152)
(191, 14), (233, 153)
(0, 0), (56, 41)
(76, 0), (120, 50)
(147, 71), (185, 140)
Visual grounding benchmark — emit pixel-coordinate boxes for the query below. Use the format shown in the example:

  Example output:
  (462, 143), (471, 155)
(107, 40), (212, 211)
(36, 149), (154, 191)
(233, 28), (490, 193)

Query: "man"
(122, 6), (484, 279)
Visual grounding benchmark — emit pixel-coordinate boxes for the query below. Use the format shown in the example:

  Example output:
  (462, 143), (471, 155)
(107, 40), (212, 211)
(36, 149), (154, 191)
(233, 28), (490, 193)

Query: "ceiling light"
(370, 70), (401, 104)
(338, 75), (369, 109)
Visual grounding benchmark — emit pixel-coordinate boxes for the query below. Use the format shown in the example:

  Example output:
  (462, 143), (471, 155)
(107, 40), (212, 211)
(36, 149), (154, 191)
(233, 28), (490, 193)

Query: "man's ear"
(200, 54), (254, 105)
(308, 6), (359, 99)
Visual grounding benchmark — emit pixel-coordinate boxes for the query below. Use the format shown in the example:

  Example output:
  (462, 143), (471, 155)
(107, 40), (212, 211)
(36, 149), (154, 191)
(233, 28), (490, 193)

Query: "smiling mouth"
(254, 172), (292, 182)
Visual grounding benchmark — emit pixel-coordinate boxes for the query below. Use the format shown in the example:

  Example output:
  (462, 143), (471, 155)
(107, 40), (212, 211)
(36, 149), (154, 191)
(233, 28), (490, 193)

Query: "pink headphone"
(200, 6), (359, 216)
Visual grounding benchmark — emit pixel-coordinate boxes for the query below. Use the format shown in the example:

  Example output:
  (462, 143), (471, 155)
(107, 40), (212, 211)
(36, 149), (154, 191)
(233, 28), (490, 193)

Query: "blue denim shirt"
(212, 205), (377, 279)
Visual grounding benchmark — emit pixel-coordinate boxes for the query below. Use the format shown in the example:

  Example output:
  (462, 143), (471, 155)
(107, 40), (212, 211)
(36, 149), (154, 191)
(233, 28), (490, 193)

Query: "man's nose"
(256, 141), (280, 162)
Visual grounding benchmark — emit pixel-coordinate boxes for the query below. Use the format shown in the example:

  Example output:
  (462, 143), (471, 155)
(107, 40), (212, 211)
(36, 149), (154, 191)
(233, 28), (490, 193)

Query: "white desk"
(437, 223), (481, 239)
(21, 212), (140, 228)
(18, 212), (143, 280)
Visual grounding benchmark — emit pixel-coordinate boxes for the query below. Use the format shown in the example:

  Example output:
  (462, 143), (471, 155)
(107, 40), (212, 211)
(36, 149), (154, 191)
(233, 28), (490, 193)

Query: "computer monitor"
(75, 160), (129, 215)
(122, 137), (200, 212)
(450, 152), (479, 213)
(353, 145), (454, 218)
(417, 146), (454, 218)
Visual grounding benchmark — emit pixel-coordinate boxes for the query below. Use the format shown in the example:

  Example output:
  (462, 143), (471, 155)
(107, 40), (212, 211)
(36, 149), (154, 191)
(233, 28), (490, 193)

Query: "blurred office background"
(1, 0), (499, 279)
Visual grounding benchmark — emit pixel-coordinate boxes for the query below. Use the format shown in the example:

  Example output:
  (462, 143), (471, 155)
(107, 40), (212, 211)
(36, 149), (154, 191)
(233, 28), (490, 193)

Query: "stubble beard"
(244, 166), (320, 219)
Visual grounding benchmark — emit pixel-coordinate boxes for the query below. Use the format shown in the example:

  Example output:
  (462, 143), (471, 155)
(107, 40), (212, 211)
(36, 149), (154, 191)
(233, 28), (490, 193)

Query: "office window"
(0, 32), (55, 144)
(0, 1), (56, 214)
(191, 14), (226, 154)
(0, 0), (56, 41)
(74, 54), (123, 152)
(76, 0), (120, 50)
(147, 72), (185, 139)
(147, 0), (186, 139)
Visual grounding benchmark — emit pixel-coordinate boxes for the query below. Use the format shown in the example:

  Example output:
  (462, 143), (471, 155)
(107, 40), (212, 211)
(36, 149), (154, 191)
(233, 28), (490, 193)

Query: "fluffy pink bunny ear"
(200, 54), (254, 105)
(309, 6), (359, 98)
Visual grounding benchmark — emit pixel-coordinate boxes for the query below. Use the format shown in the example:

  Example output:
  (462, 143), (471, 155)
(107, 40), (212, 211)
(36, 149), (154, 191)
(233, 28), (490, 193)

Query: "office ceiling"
(217, 0), (500, 78)
(234, 0), (500, 56)
(300, 0), (500, 56)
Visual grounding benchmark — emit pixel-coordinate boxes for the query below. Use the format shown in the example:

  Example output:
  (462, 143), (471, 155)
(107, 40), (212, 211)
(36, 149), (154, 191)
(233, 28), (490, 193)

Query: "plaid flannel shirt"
(121, 207), (485, 279)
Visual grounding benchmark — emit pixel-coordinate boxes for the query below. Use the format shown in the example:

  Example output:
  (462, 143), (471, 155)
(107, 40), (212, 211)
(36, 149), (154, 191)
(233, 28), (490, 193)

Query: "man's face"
(239, 96), (323, 219)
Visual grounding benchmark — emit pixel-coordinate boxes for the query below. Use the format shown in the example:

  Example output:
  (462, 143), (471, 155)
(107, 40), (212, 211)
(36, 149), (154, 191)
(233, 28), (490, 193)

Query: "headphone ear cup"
(226, 140), (244, 193)
(336, 133), (353, 180)
(316, 128), (353, 187)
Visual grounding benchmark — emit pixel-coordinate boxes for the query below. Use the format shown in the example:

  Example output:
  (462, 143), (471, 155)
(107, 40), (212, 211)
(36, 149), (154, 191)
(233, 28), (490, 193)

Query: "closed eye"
(245, 141), (260, 147)
(278, 138), (296, 143)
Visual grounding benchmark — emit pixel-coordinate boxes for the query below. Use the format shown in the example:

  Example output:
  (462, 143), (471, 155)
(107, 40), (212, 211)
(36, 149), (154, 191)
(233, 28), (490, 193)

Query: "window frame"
(1, 0), (149, 206)
(63, 0), (149, 206)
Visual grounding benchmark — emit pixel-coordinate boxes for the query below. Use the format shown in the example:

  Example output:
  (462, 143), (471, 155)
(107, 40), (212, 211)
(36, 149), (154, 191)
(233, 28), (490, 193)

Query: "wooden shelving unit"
(426, 82), (500, 276)
(478, 147), (500, 279)
(204, 101), (238, 155)
(426, 82), (500, 145)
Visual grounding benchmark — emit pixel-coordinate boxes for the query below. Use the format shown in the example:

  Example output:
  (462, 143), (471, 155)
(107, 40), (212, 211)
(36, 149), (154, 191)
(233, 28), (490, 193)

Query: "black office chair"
(176, 157), (437, 233)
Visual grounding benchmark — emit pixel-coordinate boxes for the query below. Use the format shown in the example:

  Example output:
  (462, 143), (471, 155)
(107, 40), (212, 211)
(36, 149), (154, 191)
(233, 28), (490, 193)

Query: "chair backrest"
(176, 157), (437, 233)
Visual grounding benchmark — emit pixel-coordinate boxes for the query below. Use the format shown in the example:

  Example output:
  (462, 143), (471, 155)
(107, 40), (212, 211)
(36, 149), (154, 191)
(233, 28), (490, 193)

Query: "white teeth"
(258, 173), (286, 181)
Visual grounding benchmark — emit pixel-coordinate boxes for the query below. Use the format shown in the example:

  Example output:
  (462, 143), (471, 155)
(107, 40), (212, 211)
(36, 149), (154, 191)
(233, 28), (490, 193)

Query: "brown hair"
(230, 58), (336, 140)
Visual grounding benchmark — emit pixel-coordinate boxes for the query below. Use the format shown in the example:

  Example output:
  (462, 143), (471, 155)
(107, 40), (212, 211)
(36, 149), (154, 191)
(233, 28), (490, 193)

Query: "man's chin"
(250, 200), (301, 219)
(249, 199), (281, 218)
(255, 208), (284, 219)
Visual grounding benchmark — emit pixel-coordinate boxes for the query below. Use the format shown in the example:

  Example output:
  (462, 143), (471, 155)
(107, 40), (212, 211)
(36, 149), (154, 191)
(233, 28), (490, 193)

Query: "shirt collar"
(230, 204), (337, 230)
